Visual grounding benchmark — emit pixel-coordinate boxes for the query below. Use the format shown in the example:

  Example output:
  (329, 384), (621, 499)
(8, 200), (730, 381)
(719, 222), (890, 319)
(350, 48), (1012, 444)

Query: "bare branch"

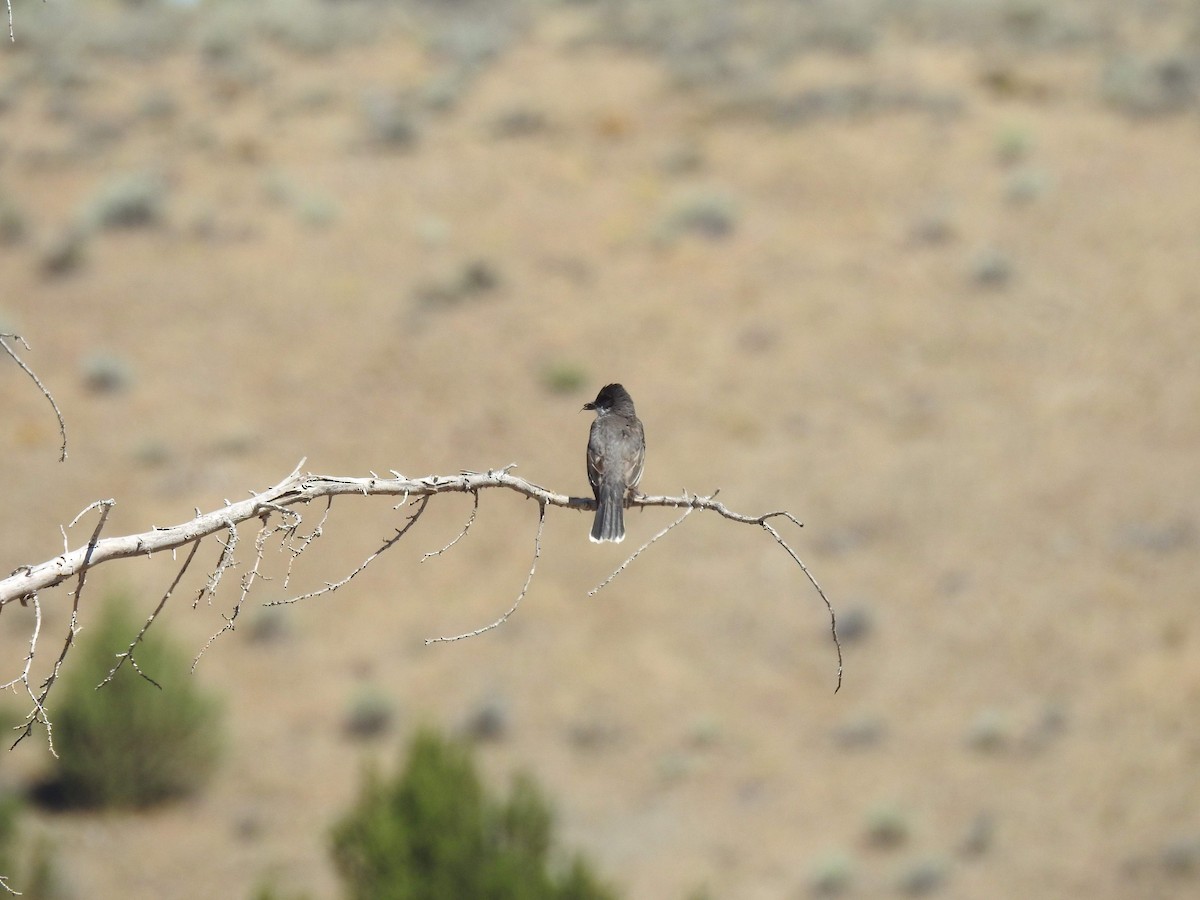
(0, 465), (609, 608)
(1, 334), (67, 462)
(1, 461), (841, 722)
(426, 500), (546, 644)
(633, 489), (805, 529)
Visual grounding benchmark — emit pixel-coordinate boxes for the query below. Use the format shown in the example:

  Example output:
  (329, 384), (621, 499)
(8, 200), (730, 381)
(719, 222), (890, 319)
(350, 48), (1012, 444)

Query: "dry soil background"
(1, 1), (1199, 898)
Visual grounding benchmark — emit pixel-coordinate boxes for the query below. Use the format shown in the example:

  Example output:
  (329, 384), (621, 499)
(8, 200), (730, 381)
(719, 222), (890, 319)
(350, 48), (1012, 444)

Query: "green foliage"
(331, 728), (618, 900)
(540, 364), (588, 396)
(16, 836), (69, 900)
(0, 790), (18, 877)
(806, 850), (855, 896)
(51, 598), (223, 809)
(0, 790), (68, 899)
(863, 803), (910, 850)
(248, 878), (312, 900)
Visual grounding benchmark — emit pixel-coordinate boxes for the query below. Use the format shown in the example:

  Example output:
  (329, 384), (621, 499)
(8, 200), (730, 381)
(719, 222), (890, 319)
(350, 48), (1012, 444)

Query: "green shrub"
(331, 728), (618, 900)
(0, 788), (69, 898)
(80, 171), (167, 230)
(654, 189), (739, 243)
(343, 686), (395, 741)
(0, 193), (28, 245)
(51, 598), (223, 809)
(806, 850), (855, 896)
(540, 364), (588, 396)
(248, 877), (312, 900)
(0, 790), (18, 877)
(40, 227), (88, 277)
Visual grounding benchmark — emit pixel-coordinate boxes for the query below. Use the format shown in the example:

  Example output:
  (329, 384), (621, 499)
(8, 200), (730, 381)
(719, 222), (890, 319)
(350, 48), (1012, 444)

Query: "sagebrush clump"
(332, 727), (618, 900)
(52, 597), (223, 809)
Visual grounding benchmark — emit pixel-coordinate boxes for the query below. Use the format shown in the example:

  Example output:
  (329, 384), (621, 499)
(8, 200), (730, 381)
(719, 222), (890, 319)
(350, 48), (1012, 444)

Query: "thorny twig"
(421, 489), (480, 561)
(1, 591), (45, 750)
(281, 496), (331, 589)
(194, 520), (238, 609)
(194, 515), (273, 668)
(589, 501), (698, 596)
(8, 500), (114, 752)
(100, 539), (203, 690)
(1, 333), (67, 462)
(5, 0), (43, 47)
(426, 500), (546, 644)
(588, 491), (843, 691)
(266, 495), (430, 608)
(760, 518), (843, 692)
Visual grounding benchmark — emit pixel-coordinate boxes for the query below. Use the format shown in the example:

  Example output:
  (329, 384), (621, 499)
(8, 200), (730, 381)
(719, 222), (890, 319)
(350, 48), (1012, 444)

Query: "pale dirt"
(1, 5), (1198, 899)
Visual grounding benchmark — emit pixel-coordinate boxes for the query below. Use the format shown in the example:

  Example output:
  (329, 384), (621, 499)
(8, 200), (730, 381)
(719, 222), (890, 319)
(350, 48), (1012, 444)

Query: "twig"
(99, 539), (203, 689)
(267, 495), (430, 607)
(589, 502), (698, 596)
(760, 520), (843, 693)
(8, 500), (114, 752)
(2, 592), (46, 751)
(426, 500), (545, 643)
(281, 496), (331, 589)
(421, 489), (480, 561)
(1, 334), (67, 462)
(194, 521), (238, 608)
(0, 590), (40, 696)
(194, 516), (272, 668)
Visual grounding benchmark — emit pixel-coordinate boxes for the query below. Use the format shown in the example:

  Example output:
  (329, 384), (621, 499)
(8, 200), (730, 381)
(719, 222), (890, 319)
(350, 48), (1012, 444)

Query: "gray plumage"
(583, 383), (645, 543)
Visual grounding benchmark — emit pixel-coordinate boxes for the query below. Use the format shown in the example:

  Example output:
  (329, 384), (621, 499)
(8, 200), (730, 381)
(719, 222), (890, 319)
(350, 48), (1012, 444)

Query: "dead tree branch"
(2, 461), (841, 749)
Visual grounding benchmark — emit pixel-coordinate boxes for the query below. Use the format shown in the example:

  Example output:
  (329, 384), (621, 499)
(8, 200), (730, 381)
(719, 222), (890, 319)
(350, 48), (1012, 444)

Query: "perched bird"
(583, 383), (646, 543)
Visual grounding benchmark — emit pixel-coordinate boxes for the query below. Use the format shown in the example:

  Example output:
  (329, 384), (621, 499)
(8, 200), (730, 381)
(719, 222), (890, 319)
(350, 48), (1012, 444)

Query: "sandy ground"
(1, 2), (1199, 898)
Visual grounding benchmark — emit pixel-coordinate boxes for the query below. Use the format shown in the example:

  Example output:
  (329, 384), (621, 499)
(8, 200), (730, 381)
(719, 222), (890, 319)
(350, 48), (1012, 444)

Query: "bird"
(583, 383), (646, 543)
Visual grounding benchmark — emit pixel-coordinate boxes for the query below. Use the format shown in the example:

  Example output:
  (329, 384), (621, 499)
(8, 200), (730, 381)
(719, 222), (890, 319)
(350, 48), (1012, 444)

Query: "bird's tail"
(590, 481), (625, 543)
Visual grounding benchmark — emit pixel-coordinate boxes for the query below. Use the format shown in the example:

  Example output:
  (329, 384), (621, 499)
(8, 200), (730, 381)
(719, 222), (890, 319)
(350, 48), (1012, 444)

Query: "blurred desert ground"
(1, 0), (1199, 897)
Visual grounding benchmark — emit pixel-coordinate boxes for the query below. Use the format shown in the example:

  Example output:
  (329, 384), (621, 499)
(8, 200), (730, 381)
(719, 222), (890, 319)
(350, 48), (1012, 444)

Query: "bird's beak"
(582, 402), (595, 412)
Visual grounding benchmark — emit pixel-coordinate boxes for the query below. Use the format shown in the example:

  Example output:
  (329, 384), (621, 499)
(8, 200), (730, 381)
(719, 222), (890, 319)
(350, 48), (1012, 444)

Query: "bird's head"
(583, 383), (631, 414)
